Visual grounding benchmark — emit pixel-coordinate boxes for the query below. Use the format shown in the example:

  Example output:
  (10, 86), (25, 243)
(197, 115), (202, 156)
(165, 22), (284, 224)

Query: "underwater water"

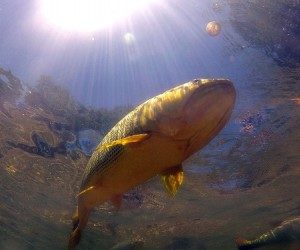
(0, 0), (299, 249)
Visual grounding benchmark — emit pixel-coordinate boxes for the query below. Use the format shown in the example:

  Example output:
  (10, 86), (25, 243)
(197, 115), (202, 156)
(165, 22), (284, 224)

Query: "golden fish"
(69, 78), (236, 249)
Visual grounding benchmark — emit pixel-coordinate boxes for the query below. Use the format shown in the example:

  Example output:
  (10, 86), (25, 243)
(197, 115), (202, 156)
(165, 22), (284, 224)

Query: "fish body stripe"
(81, 144), (124, 187)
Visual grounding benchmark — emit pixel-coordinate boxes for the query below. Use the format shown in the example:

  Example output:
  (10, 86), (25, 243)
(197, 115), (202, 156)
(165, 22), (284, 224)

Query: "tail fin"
(68, 207), (80, 250)
(68, 205), (91, 249)
(68, 227), (81, 250)
(72, 207), (79, 231)
(235, 237), (251, 249)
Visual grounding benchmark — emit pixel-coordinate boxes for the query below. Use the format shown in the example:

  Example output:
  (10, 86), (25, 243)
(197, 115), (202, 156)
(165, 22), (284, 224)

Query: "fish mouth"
(180, 79), (236, 157)
(204, 80), (236, 136)
(189, 103), (233, 143)
(182, 104), (234, 159)
(153, 78), (236, 142)
(184, 78), (236, 119)
(215, 104), (234, 132)
(189, 78), (236, 104)
(192, 78), (235, 89)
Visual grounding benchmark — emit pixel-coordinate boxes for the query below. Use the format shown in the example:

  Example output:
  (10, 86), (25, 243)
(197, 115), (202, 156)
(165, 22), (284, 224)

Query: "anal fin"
(160, 164), (184, 196)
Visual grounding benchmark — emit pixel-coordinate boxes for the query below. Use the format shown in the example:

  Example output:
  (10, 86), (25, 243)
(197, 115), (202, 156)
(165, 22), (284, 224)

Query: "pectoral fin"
(82, 133), (151, 193)
(103, 133), (150, 149)
(160, 164), (184, 196)
(77, 186), (95, 197)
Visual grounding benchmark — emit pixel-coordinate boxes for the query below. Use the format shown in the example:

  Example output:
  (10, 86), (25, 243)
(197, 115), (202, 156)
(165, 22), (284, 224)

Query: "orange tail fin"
(68, 205), (91, 249)
(68, 207), (81, 249)
(235, 237), (251, 249)
(68, 227), (81, 250)
(72, 207), (79, 231)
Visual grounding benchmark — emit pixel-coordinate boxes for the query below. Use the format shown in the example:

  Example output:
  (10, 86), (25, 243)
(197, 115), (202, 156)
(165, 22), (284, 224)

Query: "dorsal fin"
(160, 164), (184, 196)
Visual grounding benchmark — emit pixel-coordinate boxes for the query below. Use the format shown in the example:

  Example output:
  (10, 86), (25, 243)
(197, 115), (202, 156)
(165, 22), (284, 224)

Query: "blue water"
(0, 0), (299, 249)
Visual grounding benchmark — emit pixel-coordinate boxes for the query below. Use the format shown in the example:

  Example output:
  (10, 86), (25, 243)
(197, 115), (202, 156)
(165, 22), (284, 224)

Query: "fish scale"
(81, 144), (124, 187)
(81, 108), (146, 188)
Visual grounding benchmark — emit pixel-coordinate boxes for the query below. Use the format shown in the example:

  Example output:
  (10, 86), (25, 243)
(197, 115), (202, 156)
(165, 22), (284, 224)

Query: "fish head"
(178, 79), (236, 157)
(148, 79), (236, 157)
(182, 79), (235, 133)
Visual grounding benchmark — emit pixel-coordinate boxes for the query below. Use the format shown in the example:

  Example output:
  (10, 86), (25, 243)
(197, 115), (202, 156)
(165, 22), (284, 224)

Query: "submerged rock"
(228, 0), (300, 67)
(31, 132), (54, 157)
(77, 129), (102, 155)
(110, 239), (144, 250)
(164, 237), (206, 250)
(6, 132), (68, 158)
(123, 188), (144, 209)
(48, 120), (72, 133)
(0, 68), (23, 99)
(0, 68), (24, 117)
(6, 133), (54, 157)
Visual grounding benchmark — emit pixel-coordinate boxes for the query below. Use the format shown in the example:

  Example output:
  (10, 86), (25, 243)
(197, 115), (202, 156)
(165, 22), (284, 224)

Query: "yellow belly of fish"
(82, 135), (187, 207)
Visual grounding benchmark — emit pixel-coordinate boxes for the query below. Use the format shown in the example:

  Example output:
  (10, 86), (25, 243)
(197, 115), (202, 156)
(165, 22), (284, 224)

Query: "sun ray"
(40, 0), (160, 32)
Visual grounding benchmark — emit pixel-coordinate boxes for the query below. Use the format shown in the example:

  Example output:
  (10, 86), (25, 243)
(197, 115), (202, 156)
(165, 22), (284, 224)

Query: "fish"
(235, 217), (300, 249)
(68, 78), (236, 249)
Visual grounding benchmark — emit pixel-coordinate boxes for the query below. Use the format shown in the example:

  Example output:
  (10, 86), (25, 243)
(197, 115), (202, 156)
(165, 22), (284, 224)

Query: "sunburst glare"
(40, 0), (160, 32)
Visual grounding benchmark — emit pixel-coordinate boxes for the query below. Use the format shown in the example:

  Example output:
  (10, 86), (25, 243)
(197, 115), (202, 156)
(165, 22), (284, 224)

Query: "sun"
(40, 0), (159, 32)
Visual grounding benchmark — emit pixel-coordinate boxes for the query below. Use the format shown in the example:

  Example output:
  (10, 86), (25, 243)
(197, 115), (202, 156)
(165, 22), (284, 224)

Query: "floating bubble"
(124, 32), (135, 44)
(206, 21), (221, 36)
